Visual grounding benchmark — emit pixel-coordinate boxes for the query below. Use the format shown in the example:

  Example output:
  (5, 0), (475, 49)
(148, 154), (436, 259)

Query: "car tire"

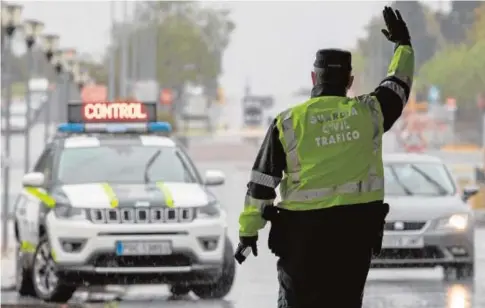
(456, 263), (474, 280)
(170, 285), (191, 297)
(443, 263), (474, 281)
(191, 237), (236, 299)
(31, 236), (77, 302)
(16, 242), (36, 297)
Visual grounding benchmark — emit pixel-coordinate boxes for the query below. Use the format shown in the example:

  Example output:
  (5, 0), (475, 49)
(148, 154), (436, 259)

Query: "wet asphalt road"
(2, 120), (485, 307)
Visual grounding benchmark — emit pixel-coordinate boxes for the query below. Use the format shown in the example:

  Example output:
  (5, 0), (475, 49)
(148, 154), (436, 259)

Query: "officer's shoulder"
(275, 97), (320, 120)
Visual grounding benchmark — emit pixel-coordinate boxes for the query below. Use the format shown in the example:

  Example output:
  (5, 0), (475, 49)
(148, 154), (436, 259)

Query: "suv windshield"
(384, 162), (456, 196)
(57, 145), (197, 185)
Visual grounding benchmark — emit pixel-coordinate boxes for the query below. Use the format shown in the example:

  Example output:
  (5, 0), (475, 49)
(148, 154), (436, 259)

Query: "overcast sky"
(11, 1), (448, 96)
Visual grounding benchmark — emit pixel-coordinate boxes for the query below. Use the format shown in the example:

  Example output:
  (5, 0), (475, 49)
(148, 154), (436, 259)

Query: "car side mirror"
(203, 170), (225, 186)
(462, 185), (479, 202)
(22, 172), (45, 187)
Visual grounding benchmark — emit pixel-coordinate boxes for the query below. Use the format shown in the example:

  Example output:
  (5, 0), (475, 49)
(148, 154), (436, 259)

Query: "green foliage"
(354, 1), (485, 103)
(417, 41), (485, 103)
(106, 1), (235, 96)
(415, 2), (485, 104)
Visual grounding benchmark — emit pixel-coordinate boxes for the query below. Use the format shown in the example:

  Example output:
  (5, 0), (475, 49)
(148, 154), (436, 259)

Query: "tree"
(439, 1), (482, 44)
(354, 2), (439, 90)
(107, 1), (235, 98)
(416, 1), (485, 104)
(468, 2), (485, 41)
(416, 41), (485, 103)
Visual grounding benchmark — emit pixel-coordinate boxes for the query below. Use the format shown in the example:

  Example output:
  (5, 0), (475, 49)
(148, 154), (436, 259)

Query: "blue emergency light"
(57, 122), (172, 134)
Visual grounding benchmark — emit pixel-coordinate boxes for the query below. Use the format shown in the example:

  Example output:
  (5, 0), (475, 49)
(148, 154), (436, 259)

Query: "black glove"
(234, 235), (258, 264)
(381, 6), (411, 45)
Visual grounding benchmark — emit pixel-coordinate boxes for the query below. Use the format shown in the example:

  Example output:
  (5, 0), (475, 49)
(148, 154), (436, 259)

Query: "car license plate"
(115, 241), (172, 256)
(381, 235), (424, 248)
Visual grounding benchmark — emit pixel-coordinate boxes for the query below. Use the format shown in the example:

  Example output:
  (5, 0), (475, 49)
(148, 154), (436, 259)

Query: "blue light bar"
(105, 124), (129, 133)
(148, 122), (172, 132)
(57, 122), (172, 134)
(57, 123), (85, 133)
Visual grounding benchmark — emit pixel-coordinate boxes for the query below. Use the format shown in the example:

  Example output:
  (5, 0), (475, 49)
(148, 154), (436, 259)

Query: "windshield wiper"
(388, 166), (414, 195)
(409, 164), (449, 196)
(143, 150), (161, 184)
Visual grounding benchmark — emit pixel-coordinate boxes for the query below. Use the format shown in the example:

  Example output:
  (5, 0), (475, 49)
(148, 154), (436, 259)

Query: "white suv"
(14, 118), (236, 302)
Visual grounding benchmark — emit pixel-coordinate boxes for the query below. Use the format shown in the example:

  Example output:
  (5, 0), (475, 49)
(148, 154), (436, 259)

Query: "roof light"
(57, 123), (85, 133)
(56, 122), (172, 134)
(148, 122), (172, 132)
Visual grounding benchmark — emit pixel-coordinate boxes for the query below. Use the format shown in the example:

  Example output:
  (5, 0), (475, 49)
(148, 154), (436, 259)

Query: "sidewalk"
(0, 220), (17, 291)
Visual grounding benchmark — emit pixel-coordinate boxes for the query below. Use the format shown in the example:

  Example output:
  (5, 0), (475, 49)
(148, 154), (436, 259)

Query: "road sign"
(160, 88), (173, 105)
(428, 85), (440, 104)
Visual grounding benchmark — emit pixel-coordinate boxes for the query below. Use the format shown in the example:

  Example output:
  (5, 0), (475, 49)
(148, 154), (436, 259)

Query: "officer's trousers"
(272, 202), (389, 308)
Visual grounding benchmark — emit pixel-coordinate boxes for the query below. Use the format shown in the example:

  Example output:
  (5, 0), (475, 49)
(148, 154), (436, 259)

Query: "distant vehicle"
(14, 101), (235, 302)
(242, 95), (273, 127)
(371, 153), (479, 281)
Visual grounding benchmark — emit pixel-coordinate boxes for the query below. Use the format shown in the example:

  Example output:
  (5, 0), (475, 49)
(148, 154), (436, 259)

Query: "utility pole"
(108, 1), (116, 100)
(120, 1), (128, 98)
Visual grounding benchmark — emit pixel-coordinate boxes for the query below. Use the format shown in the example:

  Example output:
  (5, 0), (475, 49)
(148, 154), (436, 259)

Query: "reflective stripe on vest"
(280, 108), (302, 184)
(25, 187), (56, 208)
(244, 195), (274, 211)
(282, 95), (384, 202)
(250, 170), (281, 188)
(380, 80), (407, 106)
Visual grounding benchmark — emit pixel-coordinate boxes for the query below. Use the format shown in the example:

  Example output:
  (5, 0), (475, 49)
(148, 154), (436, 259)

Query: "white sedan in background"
(372, 153), (479, 281)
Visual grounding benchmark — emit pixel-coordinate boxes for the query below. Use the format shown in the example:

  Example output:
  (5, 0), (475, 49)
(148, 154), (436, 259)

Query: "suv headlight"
(435, 214), (469, 231)
(54, 204), (86, 220)
(197, 201), (221, 218)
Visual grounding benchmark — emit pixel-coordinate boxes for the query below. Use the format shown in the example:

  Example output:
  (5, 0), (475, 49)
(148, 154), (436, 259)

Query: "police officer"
(235, 6), (414, 308)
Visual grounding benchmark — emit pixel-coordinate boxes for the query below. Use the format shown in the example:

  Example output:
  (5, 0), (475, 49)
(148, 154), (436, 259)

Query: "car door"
(17, 146), (55, 251)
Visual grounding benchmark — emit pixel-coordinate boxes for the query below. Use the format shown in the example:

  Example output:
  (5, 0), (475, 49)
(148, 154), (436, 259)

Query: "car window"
(33, 147), (54, 182)
(384, 162), (456, 196)
(175, 148), (203, 183)
(57, 145), (198, 185)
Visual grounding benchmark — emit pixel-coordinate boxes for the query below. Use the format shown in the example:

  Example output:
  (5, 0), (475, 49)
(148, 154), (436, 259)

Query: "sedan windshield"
(384, 162), (456, 196)
(57, 145), (197, 185)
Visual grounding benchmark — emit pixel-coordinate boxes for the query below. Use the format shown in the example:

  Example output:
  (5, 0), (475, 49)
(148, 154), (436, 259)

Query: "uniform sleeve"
(238, 120), (286, 237)
(372, 44), (415, 132)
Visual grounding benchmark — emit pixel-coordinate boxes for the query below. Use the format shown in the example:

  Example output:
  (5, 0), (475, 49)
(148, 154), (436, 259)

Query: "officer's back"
(236, 7), (414, 308)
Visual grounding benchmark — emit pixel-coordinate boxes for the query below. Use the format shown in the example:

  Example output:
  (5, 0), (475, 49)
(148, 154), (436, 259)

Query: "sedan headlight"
(436, 214), (469, 231)
(54, 204), (86, 220)
(197, 201), (221, 218)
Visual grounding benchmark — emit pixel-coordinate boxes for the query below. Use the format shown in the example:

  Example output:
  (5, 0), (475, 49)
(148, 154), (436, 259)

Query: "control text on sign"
(83, 102), (148, 122)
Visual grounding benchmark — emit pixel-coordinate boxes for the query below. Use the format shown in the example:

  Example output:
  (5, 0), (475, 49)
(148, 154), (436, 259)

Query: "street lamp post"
(1, 2), (23, 255)
(66, 58), (80, 104)
(52, 50), (64, 124)
(77, 71), (90, 92)
(41, 34), (60, 144)
(23, 19), (44, 173)
(59, 49), (76, 121)
(72, 70), (82, 98)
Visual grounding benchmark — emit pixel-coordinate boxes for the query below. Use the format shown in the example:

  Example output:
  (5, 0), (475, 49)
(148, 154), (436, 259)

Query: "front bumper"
(46, 211), (227, 279)
(371, 224), (474, 268)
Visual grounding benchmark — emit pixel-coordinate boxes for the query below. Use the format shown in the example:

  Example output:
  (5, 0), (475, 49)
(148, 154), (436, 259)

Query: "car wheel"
(16, 242), (36, 297)
(170, 285), (191, 297)
(456, 263), (474, 280)
(191, 237), (236, 299)
(31, 236), (77, 302)
(443, 263), (474, 281)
